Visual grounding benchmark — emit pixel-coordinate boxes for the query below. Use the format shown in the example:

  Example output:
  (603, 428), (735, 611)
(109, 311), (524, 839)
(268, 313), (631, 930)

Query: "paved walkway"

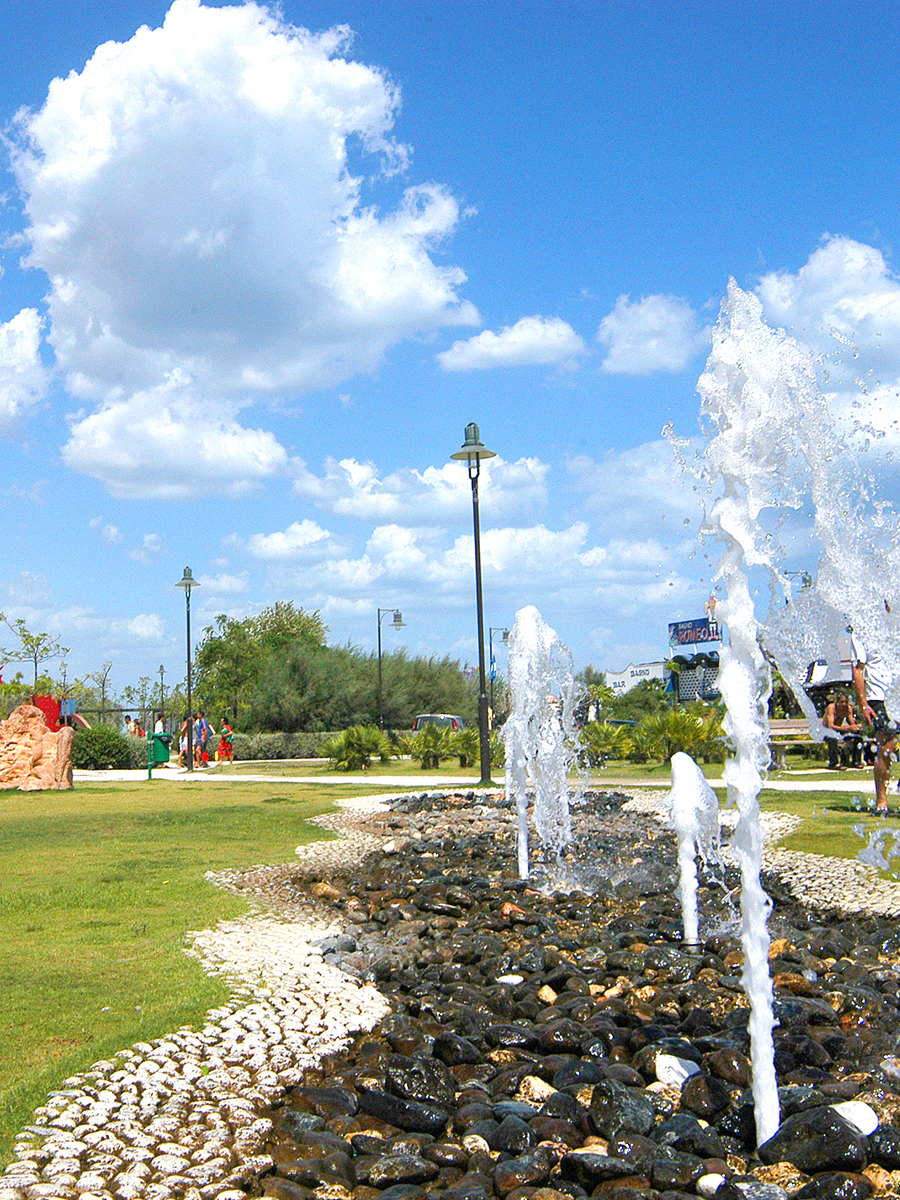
(74, 765), (886, 793)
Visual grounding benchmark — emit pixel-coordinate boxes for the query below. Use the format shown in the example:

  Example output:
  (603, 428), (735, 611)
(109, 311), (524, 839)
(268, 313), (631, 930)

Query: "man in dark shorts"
(851, 632), (896, 813)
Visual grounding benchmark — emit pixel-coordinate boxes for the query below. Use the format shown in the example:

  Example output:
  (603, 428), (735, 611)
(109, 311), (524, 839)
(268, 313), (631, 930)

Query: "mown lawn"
(0, 779), (368, 1163)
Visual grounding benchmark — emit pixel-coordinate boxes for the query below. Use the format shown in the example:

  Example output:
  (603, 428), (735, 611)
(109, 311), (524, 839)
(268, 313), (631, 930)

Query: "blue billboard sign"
(668, 617), (721, 647)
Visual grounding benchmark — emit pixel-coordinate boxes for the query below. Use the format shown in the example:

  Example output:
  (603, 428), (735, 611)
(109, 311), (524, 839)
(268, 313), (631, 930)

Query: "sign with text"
(607, 661), (666, 694)
(668, 617), (721, 647)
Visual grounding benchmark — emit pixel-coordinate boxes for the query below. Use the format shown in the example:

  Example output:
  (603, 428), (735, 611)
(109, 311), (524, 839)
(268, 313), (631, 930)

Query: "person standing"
(851, 632), (895, 813)
(178, 713), (190, 769)
(822, 692), (862, 769)
(217, 718), (234, 762)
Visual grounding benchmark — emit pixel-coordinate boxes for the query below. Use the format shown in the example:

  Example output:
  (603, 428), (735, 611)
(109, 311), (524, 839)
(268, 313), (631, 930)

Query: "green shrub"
(72, 725), (134, 770)
(321, 725), (395, 770)
(490, 732), (505, 768)
(446, 727), (479, 767)
(229, 730), (333, 760)
(400, 725), (447, 769)
(629, 708), (726, 763)
(579, 721), (634, 766)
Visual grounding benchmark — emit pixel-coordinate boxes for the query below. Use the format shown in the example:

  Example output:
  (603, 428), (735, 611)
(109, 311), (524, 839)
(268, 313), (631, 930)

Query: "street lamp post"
(377, 608), (405, 729)
(158, 664), (166, 725)
(175, 568), (200, 772)
(451, 422), (496, 786)
(489, 626), (509, 728)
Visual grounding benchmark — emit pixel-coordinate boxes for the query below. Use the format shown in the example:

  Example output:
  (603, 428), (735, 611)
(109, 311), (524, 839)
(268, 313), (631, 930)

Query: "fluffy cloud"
(598, 294), (708, 374)
(757, 236), (900, 379)
(63, 377), (293, 499)
(293, 454), (548, 522)
(568, 439), (706, 536)
(12, 0), (477, 486)
(198, 571), (250, 594)
(240, 518), (341, 561)
(127, 613), (164, 638)
(437, 316), (585, 371)
(0, 308), (50, 432)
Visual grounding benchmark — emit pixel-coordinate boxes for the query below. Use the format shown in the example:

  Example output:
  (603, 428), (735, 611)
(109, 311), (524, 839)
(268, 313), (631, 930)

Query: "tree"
(574, 666), (615, 725)
(194, 602), (327, 724)
(0, 615), (69, 697)
(121, 675), (155, 728)
(80, 662), (113, 724)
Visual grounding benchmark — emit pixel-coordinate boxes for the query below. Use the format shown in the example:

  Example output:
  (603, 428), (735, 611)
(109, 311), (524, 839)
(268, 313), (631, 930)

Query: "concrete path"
(72, 764), (887, 794)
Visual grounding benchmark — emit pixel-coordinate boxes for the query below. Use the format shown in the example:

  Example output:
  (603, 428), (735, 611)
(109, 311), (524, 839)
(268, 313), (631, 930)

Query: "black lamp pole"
(452, 423), (496, 786)
(377, 607), (405, 729)
(175, 568), (200, 772)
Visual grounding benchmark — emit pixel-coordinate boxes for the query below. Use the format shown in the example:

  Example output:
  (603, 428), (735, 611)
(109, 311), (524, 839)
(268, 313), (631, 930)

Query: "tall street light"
(158, 663), (166, 725)
(489, 626), (509, 728)
(451, 422), (496, 786)
(175, 567), (200, 772)
(377, 608), (405, 729)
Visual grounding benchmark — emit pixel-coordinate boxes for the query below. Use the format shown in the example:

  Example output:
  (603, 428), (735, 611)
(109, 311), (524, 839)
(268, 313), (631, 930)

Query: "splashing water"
(697, 280), (900, 1144)
(667, 752), (721, 947)
(696, 282), (789, 1146)
(503, 605), (581, 880)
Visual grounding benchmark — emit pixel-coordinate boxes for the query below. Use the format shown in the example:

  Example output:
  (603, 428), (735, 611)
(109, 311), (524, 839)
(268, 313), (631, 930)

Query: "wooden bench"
(768, 717), (818, 769)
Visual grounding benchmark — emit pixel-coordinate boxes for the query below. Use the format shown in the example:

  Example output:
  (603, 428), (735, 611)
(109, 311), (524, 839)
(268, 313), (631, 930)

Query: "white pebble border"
(4, 785), (900, 1200)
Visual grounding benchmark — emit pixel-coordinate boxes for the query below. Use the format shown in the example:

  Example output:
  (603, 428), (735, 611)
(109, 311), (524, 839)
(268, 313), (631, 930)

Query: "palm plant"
(400, 725), (448, 769)
(578, 720), (634, 767)
(446, 727), (479, 766)
(321, 724), (394, 770)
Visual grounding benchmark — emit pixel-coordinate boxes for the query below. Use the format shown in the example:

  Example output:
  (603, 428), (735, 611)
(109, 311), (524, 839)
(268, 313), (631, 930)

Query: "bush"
(578, 721), (634, 766)
(446, 727), (479, 767)
(321, 725), (395, 771)
(229, 730), (334, 761)
(72, 725), (135, 770)
(400, 726), (447, 769)
(630, 708), (726, 763)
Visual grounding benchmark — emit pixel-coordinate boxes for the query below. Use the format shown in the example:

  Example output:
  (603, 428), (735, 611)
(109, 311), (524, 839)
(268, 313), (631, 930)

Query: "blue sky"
(2, 0), (900, 698)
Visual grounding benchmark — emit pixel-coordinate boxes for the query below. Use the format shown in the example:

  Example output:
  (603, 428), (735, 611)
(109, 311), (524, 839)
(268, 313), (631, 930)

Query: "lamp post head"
(391, 610), (405, 630)
(451, 422), (496, 472)
(175, 566), (200, 593)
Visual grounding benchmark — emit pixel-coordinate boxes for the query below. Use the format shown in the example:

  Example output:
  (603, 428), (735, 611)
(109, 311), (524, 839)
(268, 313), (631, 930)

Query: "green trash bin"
(150, 733), (172, 765)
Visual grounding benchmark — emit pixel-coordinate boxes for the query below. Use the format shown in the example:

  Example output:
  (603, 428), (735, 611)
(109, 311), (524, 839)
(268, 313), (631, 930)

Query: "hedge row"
(73, 726), (416, 768)
(231, 730), (338, 760)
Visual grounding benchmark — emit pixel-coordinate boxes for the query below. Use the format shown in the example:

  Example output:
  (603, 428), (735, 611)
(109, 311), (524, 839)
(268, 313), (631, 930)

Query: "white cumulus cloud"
(598, 294), (708, 374)
(0, 308), (50, 432)
(127, 613), (164, 638)
(63, 377), (293, 499)
(437, 316), (585, 371)
(240, 518), (341, 561)
(12, 0), (477, 490)
(757, 236), (900, 378)
(293, 454), (548, 522)
(568, 439), (706, 537)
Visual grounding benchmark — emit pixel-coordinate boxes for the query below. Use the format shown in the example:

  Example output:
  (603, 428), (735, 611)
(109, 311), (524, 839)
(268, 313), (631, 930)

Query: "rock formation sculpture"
(0, 704), (74, 790)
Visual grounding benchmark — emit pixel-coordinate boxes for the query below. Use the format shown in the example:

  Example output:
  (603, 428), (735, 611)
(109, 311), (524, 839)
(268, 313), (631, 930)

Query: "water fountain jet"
(503, 605), (581, 881)
(667, 751), (721, 951)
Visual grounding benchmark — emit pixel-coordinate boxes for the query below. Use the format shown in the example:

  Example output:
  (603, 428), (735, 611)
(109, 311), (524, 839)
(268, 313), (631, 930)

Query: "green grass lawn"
(0, 779), (359, 1162)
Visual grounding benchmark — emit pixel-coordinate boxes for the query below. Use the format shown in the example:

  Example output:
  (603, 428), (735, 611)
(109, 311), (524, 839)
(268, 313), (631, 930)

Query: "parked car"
(412, 713), (466, 730)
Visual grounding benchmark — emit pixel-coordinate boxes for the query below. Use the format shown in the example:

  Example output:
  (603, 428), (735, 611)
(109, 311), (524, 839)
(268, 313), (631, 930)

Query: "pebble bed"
(5, 787), (900, 1200)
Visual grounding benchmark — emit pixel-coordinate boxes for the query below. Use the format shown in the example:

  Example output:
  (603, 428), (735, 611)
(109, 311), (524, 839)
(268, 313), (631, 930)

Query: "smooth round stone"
(829, 1102), (879, 1136)
(656, 1054), (701, 1088)
(696, 1172), (726, 1197)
